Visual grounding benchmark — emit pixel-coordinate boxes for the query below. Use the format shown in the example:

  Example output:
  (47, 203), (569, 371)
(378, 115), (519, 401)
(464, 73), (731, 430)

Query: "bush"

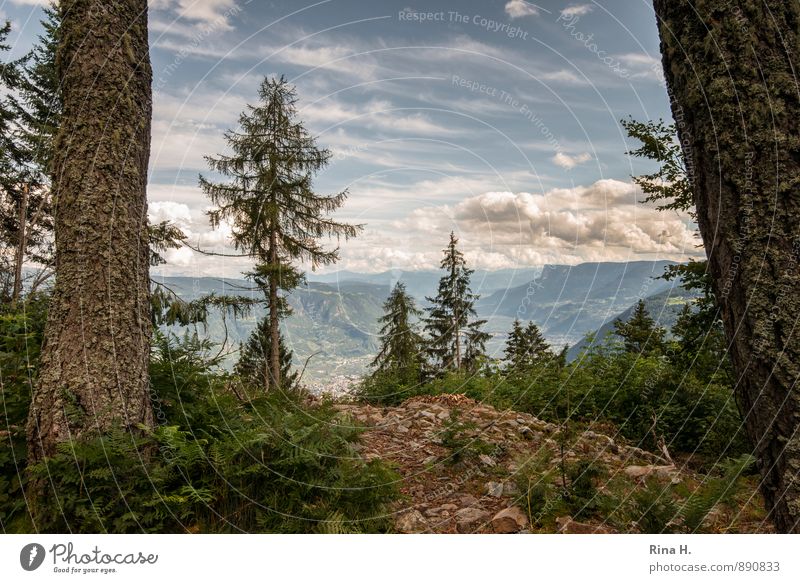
(5, 330), (400, 533)
(0, 294), (48, 532)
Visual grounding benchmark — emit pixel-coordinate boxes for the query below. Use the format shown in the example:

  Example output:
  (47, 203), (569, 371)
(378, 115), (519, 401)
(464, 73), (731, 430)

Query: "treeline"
(359, 233), (747, 465)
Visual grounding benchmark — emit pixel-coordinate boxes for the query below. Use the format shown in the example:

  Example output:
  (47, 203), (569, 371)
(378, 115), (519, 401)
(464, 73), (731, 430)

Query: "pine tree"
(504, 319), (551, 370)
(613, 300), (665, 356)
(236, 317), (299, 391)
(371, 282), (423, 379)
(200, 76), (361, 390)
(423, 232), (487, 373)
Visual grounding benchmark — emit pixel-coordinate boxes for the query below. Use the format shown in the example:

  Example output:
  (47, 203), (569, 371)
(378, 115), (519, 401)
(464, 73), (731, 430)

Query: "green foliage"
(621, 117), (693, 214)
(0, 294), (47, 531)
(371, 282), (424, 376)
(199, 75), (362, 388)
(438, 410), (494, 465)
(626, 455), (755, 534)
(4, 331), (399, 533)
(613, 299), (666, 356)
(423, 232), (488, 374)
(235, 318), (299, 392)
(503, 319), (553, 372)
(357, 366), (426, 407)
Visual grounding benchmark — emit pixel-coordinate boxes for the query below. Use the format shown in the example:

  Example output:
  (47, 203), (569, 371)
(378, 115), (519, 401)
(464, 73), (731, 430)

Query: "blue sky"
(2, 0), (700, 276)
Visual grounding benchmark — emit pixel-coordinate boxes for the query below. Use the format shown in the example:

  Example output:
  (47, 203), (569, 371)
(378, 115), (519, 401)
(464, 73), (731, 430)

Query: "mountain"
(477, 261), (681, 352)
(155, 276), (388, 382)
(566, 286), (701, 360)
(307, 268), (542, 300)
(155, 261), (690, 382)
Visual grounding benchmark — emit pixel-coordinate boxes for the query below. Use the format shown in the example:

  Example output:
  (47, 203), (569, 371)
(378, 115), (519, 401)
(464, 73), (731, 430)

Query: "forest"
(1, 0), (799, 536)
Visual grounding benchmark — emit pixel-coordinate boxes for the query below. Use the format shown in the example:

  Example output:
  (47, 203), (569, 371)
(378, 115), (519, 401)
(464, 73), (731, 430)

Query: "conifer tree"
(613, 300), (665, 356)
(200, 76), (361, 390)
(236, 317), (299, 391)
(424, 232), (487, 373)
(504, 319), (551, 370)
(371, 282), (423, 379)
(28, 0), (154, 465)
(3, 6), (60, 300)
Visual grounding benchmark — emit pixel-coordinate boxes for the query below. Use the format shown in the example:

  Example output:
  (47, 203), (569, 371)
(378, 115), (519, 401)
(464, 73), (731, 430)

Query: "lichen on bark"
(653, 0), (800, 532)
(26, 0), (154, 468)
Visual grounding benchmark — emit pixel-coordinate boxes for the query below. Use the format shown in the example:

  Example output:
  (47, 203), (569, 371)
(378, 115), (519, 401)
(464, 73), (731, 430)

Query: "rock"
(425, 503), (458, 517)
(503, 482), (519, 496)
(555, 516), (614, 534)
(486, 482), (504, 497)
(492, 507), (530, 533)
(479, 454), (497, 467)
(396, 510), (428, 533)
(455, 508), (491, 533)
(458, 494), (479, 507)
(624, 465), (676, 480)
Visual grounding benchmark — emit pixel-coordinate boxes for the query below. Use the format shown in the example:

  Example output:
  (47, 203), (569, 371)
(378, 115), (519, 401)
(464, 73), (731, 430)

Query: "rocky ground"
(334, 394), (770, 534)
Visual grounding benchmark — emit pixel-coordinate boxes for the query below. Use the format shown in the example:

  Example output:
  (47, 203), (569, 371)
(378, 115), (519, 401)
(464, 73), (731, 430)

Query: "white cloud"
(552, 152), (592, 169)
(389, 180), (699, 269)
(560, 4), (594, 18)
(149, 0), (239, 28)
(617, 53), (665, 83)
(505, 0), (539, 19)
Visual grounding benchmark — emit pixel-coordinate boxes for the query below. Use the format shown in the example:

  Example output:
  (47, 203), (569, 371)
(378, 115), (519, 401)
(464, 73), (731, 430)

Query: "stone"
(479, 454), (497, 467)
(425, 503), (458, 517)
(455, 508), (491, 533)
(396, 510), (428, 533)
(555, 516), (614, 534)
(624, 465), (676, 480)
(492, 507), (530, 533)
(503, 482), (519, 496)
(486, 482), (504, 497)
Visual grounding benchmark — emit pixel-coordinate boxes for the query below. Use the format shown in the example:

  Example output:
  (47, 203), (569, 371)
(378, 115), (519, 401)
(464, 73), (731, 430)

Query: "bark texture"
(653, 0), (800, 532)
(26, 0), (153, 463)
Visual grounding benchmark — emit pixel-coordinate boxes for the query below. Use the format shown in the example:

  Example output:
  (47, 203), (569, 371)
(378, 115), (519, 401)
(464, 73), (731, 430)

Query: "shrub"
(6, 331), (400, 533)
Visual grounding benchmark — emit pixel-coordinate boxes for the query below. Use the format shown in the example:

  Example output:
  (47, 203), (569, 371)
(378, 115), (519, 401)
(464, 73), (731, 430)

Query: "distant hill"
(308, 268), (542, 300)
(566, 286), (701, 361)
(477, 261), (680, 351)
(155, 261), (690, 382)
(154, 276), (388, 381)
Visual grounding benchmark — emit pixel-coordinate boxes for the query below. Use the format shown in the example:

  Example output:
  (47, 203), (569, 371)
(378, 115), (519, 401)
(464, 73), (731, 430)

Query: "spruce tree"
(504, 319), (551, 370)
(28, 0), (154, 465)
(371, 282), (423, 380)
(200, 76), (361, 390)
(613, 300), (665, 356)
(4, 6), (60, 301)
(424, 232), (487, 373)
(236, 317), (299, 391)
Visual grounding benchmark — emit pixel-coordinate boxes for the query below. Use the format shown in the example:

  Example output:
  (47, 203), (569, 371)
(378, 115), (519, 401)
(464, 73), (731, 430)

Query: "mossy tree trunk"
(653, 0), (800, 532)
(26, 0), (154, 465)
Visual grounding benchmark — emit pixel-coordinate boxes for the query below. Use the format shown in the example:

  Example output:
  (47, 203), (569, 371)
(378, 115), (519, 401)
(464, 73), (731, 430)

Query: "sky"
(1, 0), (701, 277)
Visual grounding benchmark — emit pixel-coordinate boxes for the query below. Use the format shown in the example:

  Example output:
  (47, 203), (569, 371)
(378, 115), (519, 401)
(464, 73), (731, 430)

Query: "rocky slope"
(334, 395), (769, 534)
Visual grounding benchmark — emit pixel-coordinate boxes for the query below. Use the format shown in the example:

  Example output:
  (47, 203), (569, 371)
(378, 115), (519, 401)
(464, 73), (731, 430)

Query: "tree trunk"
(26, 0), (154, 464)
(268, 229), (280, 390)
(653, 0), (800, 532)
(12, 182), (28, 304)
